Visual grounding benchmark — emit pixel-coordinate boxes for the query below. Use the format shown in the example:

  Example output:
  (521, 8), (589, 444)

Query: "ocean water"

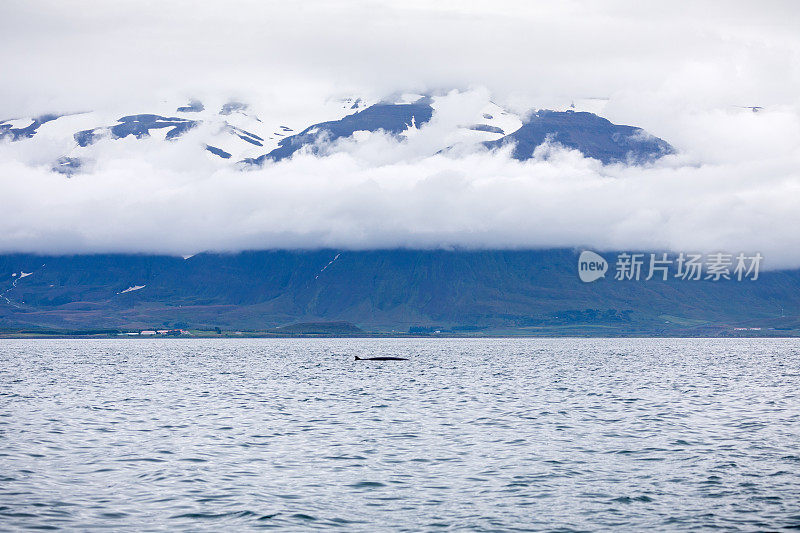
(1, 338), (799, 532)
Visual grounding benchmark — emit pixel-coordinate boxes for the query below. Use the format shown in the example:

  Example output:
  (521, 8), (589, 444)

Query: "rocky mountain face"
(1, 94), (673, 174)
(1, 249), (797, 334)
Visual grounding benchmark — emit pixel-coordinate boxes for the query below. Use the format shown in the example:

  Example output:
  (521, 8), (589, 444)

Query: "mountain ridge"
(1, 249), (797, 335)
(1, 94), (674, 173)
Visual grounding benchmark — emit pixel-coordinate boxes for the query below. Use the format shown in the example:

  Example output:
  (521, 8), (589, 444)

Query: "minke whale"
(354, 356), (409, 361)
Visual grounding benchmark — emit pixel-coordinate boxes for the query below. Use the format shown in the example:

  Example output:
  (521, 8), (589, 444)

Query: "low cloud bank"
(1, 100), (799, 269)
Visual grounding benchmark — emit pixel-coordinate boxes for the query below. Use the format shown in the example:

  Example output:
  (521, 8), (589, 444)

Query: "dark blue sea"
(2, 338), (799, 531)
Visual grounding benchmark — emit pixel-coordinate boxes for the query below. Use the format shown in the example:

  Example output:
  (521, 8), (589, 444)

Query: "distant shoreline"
(2, 332), (799, 340)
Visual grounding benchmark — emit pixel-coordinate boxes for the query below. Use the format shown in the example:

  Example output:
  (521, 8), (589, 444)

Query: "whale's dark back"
(354, 356), (408, 361)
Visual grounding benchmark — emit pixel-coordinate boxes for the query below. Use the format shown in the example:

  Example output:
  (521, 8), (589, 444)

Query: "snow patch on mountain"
(118, 285), (145, 294)
(315, 253), (341, 279)
(1, 90), (673, 173)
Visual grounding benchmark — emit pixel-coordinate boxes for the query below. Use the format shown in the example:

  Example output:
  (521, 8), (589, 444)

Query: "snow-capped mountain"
(0, 93), (673, 174)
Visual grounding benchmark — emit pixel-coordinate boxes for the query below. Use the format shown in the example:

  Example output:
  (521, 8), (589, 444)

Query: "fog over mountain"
(1, 0), (799, 267)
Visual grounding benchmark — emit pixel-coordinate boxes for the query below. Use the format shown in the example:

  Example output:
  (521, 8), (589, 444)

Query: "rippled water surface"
(2, 338), (800, 531)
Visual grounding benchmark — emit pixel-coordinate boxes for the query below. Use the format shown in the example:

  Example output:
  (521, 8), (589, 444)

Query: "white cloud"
(1, 95), (800, 268)
(2, 0), (798, 119)
(1, 2), (799, 267)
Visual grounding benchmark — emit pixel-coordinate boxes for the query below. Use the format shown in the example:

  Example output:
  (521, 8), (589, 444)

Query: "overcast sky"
(2, 0), (799, 119)
(1, 0), (800, 266)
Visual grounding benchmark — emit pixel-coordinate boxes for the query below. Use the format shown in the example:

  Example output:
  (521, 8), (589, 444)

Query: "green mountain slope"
(1, 250), (798, 335)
